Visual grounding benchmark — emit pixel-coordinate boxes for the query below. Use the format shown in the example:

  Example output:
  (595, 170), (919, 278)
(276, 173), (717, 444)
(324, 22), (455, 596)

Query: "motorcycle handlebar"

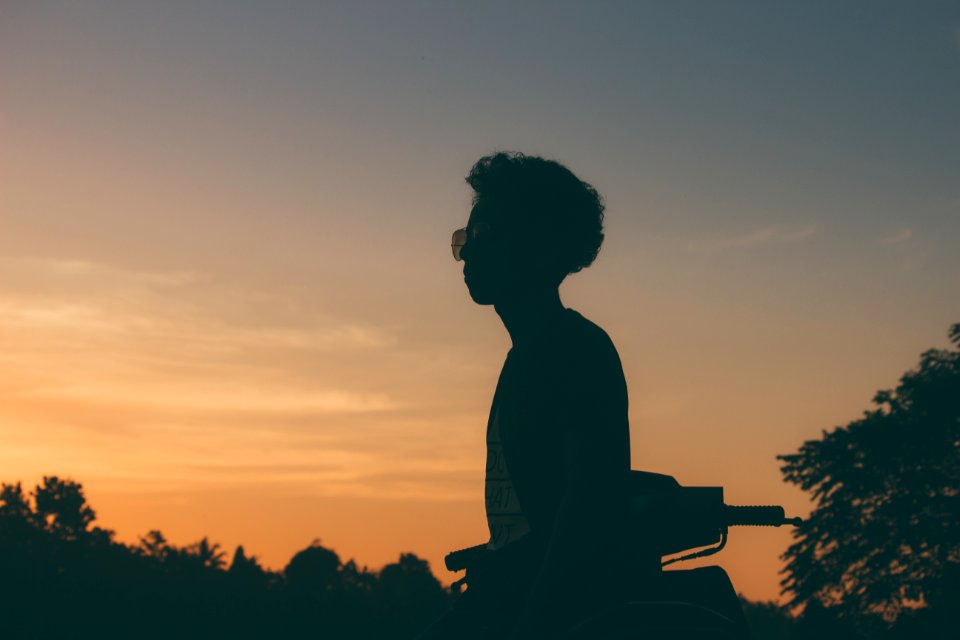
(445, 477), (805, 575)
(724, 505), (802, 527)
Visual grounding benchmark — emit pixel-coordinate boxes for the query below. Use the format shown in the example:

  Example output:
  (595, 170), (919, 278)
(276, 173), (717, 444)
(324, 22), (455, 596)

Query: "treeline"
(1, 475), (800, 639)
(3, 465), (955, 639)
(0, 476), (448, 639)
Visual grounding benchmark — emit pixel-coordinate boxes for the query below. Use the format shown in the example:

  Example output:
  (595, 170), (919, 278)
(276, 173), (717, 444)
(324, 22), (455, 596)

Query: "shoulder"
(522, 309), (625, 388)
(558, 309), (622, 365)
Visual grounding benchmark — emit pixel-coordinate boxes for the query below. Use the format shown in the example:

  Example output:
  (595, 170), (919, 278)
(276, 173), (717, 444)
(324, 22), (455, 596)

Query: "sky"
(1, 1), (959, 603)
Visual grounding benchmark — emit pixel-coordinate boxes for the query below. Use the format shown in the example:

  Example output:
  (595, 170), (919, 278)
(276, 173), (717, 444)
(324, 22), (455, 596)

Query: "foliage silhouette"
(0, 475), (799, 639)
(377, 553), (449, 637)
(228, 544), (271, 591)
(33, 475), (97, 540)
(285, 539), (341, 595)
(0, 477), (450, 639)
(778, 322), (960, 635)
(737, 597), (795, 640)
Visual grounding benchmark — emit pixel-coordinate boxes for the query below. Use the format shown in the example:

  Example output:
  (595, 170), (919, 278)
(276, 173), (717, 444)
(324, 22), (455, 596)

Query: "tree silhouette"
(138, 529), (171, 561)
(376, 552), (449, 636)
(0, 482), (32, 520)
(340, 558), (377, 595)
(228, 545), (270, 590)
(284, 539), (342, 596)
(738, 597), (795, 640)
(778, 323), (960, 632)
(186, 536), (227, 570)
(33, 476), (97, 540)
(0, 482), (39, 587)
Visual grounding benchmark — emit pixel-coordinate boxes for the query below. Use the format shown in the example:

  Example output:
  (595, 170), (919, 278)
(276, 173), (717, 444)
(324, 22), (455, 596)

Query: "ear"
(532, 248), (566, 285)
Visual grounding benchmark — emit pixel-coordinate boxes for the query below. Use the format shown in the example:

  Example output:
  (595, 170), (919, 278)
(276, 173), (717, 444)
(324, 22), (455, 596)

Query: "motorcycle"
(445, 470), (802, 639)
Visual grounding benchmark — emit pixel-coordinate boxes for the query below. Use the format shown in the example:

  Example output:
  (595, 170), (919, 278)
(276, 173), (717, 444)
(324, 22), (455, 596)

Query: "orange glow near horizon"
(0, 246), (943, 601)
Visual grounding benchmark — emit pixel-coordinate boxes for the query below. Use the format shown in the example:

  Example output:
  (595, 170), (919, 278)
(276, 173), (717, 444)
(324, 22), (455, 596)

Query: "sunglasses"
(450, 223), (492, 261)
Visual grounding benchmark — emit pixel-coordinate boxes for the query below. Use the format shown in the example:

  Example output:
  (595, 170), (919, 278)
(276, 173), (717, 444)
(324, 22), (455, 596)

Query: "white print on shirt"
(485, 407), (531, 550)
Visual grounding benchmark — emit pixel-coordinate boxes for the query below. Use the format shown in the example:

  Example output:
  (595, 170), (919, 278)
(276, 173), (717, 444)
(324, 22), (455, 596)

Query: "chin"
(465, 281), (497, 305)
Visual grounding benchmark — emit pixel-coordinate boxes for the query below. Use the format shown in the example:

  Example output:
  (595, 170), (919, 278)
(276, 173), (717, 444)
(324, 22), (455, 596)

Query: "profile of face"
(457, 202), (552, 306)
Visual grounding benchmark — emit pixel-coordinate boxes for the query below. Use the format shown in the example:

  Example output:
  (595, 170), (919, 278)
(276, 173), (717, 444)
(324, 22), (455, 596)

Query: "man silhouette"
(420, 152), (632, 639)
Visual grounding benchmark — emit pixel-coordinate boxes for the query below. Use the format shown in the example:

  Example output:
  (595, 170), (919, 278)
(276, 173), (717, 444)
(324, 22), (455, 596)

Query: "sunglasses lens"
(451, 229), (467, 261)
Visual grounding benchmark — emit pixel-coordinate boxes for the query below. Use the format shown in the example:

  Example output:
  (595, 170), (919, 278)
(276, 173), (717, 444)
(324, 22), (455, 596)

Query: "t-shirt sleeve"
(559, 328), (631, 482)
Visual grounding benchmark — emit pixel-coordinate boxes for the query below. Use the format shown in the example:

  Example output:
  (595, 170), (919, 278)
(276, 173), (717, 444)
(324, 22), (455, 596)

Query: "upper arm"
(559, 335), (629, 490)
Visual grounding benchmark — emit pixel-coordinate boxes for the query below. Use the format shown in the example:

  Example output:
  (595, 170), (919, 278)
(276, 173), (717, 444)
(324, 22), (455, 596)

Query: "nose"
(459, 238), (473, 262)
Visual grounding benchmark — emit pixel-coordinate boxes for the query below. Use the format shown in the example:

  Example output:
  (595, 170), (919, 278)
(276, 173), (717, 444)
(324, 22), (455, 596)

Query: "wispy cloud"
(878, 228), (912, 246)
(687, 225), (817, 254)
(0, 253), (395, 352)
(17, 381), (400, 414)
(0, 299), (393, 353)
(0, 253), (485, 505)
(1, 256), (208, 287)
(0, 300), (150, 332)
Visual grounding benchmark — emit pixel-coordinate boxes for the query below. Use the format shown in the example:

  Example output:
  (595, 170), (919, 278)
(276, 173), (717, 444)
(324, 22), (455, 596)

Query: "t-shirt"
(481, 308), (631, 559)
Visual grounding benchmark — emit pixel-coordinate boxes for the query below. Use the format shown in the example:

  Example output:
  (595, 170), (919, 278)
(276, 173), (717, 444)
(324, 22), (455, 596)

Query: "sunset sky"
(2, 2), (959, 602)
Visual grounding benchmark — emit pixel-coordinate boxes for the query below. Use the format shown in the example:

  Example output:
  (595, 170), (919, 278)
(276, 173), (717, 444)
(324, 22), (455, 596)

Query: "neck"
(494, 287), (566, 347)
